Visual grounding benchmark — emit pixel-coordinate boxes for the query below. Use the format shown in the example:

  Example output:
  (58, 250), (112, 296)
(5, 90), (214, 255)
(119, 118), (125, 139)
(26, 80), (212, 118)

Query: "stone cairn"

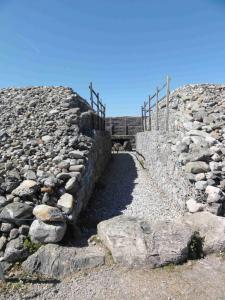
(0, 86), (109, 266)
(169, 84), (225, 215)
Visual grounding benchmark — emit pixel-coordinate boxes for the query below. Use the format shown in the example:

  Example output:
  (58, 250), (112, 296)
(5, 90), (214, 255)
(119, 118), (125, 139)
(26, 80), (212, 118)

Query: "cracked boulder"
(22, 243), (105, 278)
(97, 215), (194, 268)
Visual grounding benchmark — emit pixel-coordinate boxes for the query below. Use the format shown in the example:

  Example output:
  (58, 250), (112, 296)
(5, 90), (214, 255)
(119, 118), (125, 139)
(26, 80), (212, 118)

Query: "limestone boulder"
(97, 216), (193, 267)
(29, 219), (67, 243)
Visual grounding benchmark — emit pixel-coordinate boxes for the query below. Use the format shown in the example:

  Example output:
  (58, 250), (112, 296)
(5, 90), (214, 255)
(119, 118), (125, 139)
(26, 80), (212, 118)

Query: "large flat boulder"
(22, 243), (105, 278)
(182, 212), (225, 254)
(97, 216), (193, 267)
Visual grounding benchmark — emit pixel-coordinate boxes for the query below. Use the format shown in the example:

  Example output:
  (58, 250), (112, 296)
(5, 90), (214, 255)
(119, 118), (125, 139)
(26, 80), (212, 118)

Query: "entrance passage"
(84, 152), (183, 226)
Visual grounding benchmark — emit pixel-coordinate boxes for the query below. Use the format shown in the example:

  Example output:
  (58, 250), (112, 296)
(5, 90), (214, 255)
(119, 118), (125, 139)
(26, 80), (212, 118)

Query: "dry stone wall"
(136, 84), (225, 217)
(0, 86), (111, 265)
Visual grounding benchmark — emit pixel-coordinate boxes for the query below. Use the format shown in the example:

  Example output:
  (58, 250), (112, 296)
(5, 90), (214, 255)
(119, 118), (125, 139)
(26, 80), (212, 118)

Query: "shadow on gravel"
(4, 277), (60, 284)
(79, 153), (137, 237)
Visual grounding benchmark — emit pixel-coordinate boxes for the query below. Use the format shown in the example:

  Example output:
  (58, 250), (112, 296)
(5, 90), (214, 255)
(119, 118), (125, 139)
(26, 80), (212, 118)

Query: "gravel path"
(2, 255), (225, 300)
(84, 152), (184, 225)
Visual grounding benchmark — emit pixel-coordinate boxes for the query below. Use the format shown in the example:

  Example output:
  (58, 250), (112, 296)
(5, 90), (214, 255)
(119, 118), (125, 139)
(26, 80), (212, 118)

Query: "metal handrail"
(141, 75), (171, 132)
(89, 82), (106, 130)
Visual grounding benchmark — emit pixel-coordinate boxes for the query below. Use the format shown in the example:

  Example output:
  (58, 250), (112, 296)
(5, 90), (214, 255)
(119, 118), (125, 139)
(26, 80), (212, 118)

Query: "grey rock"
(0, 196), (7, 209)
(29, 220), (67, 243)
(0, 202), (33, 225)
(176, 142), (189, 153)
(195, 181), (208, 190)
(69, 165), (85, 173)
(97, 216), (193, 267)
(44, 177), (58, 188)
(57, 193), (74, 214)
(1, 222), (14, 233)
(9, 228), (19, 240)
(205, 186), (223, 203)
(69, 150), (84, 159)
(206, 203), (223, 216)
(33, 204), (65, 222)
(209, 161), (222, 172)
(22, 243), (105, 279)
(18, 225), (30, 236)
(182, 212), (225, 254)
(195, 173), (206, 181)
(65, 177), (79, 194)
(4, 236), (29, 262)
(0, 236), (7, 251)
(41, 135), (53, 143)
(185, 161), (209, 174)
(12, 180), (38, 198)
(25, 170), (37, 180)
(212, 153), (221, 162)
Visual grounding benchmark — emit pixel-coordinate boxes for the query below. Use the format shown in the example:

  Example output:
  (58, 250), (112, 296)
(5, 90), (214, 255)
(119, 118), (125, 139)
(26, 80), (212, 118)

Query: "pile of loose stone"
(0, 86), (98, 265)
(169, 84), (225, 216)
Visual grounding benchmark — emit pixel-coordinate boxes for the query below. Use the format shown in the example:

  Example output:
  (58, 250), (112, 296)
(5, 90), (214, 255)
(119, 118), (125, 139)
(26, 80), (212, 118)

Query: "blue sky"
(0, 0), (225, 116)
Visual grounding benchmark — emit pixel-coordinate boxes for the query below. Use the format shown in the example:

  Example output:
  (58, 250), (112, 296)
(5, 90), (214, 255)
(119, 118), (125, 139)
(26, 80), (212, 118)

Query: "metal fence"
(89, 82), (106, 130)
(141, 75), (171, 131)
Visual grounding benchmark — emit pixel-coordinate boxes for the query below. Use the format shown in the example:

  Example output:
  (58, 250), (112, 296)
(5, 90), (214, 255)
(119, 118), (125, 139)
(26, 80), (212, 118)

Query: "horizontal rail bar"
(150, 93), (156, 100)
(158, 82), (167, 93)
(158, 95), (166, 103)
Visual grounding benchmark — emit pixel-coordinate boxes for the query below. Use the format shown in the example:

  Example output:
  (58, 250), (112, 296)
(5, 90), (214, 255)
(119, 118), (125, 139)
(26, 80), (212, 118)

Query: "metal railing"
(89, 82), (106, 130)
(141, 75), (171, 131)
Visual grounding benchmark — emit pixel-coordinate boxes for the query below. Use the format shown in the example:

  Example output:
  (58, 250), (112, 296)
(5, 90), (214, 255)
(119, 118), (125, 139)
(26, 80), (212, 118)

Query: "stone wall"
(136, 84), (225, 216)
(0, 86), (111, 264)
(136, 131), (193, 214)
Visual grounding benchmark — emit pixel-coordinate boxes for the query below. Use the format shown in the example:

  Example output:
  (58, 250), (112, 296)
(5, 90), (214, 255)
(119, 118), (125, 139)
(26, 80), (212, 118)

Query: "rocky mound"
(0, 86), (111, 265)
(169, 84), (225, 215)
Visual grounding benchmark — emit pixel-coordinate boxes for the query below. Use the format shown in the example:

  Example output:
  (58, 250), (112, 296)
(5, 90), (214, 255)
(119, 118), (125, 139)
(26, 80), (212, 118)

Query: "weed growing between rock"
(188, 232), (204, 260)
(23, 237), (42, 255)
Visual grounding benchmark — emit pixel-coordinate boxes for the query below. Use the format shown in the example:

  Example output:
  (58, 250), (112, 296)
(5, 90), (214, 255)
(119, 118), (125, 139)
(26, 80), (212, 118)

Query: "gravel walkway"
(84, 152), (184, 225)
(2, 255), (225, 300)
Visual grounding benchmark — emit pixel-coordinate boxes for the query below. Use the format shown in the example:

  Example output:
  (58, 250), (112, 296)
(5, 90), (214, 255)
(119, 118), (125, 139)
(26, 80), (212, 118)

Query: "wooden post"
(144, 102), (147, 131)
(141, 106), (144, 131)
(148, 95), (151, 131)
(110, 117), (113, 135)
(156, 87), (159, 130)
(97, 93), (100, 130)
(125, 117), (127, 135)
(166, 75), (170, 131)
(90, 82), (93, 108)
(101, 103), (103, 130)
(104, 104), (106, 130)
